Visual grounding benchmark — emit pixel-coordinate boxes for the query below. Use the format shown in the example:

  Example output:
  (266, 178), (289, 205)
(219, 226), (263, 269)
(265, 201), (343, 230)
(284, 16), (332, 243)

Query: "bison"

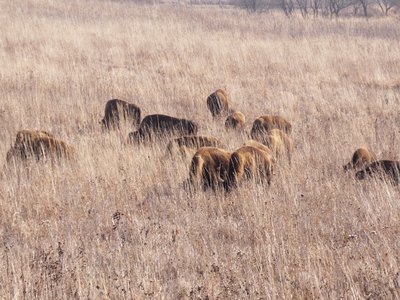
(343, 148), (376, 171)
(188, 147), (231, 191)
(355, 160), (400, 185)
(6, 129), (56, 163)
(128, 114), (198, 144)
(252, 128), (293, 164)
(166, 135), (224, 158)
(243, 139), (274, 160)
(6, 129), (75, 163)
(224, 146), (274, 192)
(207, 89), (230, 119)
(225, 111), (245, 130)
(250, 115), (292, 140)
(101, 99), (141, 130)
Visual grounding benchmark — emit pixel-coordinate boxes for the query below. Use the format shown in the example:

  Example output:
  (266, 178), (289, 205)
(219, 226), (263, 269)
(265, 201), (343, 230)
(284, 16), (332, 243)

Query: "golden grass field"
(1, 0), (400, 298)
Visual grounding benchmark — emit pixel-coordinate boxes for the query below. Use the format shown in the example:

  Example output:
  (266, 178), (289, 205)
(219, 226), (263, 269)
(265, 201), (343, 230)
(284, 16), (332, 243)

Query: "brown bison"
(128, 114), (198, 144)
(343, 148), (376, 171)
(224, 146), (274, 191)
(356, 160), (400, 185)
(101, 99), (141, 130)
(250, 115), (292, 140)
(188, 147), (231, 191)
(225, 111), (245, 130)
(207, 89), (230, 119)
(6, 129), (75, 163)
(243, 139), (274, 160)
(253, 128), (293, 164)
(166, 135), (224, 157)
(7, 130), (56, 163)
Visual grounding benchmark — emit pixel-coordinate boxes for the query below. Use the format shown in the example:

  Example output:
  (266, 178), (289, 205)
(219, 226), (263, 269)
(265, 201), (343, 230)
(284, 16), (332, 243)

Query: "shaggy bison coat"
(252, 128), (293, 164)
(188, 147), (231, 191)
(225, 111), (245, 130)
(343, 147), (376, 171)
(166, 135), (224, 157)
(250, 115), (292, 140)
(243, 139), (274, 160)
(128, 114), (198, 144)
(101, 99), (141, 129)
(224, 146), (273, 191)
(356, 160), (400, 185)
(6, 129), (75, 163)
(207, 89), (230, 119)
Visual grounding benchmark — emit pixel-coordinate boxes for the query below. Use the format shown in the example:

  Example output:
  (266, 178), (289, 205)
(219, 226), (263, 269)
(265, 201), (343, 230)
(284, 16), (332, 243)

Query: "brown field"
(1, 0), (400, 298)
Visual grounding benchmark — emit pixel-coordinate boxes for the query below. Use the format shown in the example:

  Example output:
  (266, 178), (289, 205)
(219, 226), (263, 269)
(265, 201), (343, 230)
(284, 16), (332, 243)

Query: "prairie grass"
(0, 0), (400, 298)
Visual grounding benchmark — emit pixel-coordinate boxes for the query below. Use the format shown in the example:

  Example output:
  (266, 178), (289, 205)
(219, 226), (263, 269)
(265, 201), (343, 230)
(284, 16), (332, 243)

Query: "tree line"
(233, 0), (398, 16)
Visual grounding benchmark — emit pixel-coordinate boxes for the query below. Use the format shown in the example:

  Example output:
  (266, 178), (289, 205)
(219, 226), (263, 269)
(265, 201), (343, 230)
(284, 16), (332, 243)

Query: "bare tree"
(310, 0), (323, 16)
(358, 0), (369, 16)
(376, 0), (398, 14)
(296, 0), (309, 16)
(328, 0), (353, 16)
(351, 0), (361, 14)
(281, 0), (295, 16)
(235, 0), (256, 12)
(248, 0), (258, 11)
(235, 0), (271, 12)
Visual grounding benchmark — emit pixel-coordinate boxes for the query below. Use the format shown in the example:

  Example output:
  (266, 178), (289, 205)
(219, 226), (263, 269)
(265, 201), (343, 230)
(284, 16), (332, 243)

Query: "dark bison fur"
(128, 114), (198, 144)
(356, 160), (400, 185)
(101, 99), (141, 130)
(207, 89), (230, 119)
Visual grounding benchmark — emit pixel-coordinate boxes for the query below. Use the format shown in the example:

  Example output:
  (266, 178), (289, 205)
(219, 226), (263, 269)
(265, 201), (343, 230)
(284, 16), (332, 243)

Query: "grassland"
(0, 0), (400, 298)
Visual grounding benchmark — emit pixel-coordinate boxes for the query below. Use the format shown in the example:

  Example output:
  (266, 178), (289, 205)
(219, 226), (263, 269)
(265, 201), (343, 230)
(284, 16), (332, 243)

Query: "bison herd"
(5, 89), (400, 189)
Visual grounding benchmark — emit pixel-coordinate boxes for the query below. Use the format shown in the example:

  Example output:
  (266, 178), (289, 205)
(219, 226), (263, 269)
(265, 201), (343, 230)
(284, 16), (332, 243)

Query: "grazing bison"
(343, 148), (376, 171)
(166, 135), (224, 157)
(225, 111), (245, 130)
(356, 160), (400, 185)
(224, 146), (274, 192)
(128, 114), (198, 144)
(243, 139), (274, 160)
(6, 129), (75, 163)
(252, 128), (293, 164)
(7, 130), (56, 162)
(101, 99), (141, 130)
(188, 147), (231, 191)
(207, 89), (230, 119)
(250, 115), (292, 140)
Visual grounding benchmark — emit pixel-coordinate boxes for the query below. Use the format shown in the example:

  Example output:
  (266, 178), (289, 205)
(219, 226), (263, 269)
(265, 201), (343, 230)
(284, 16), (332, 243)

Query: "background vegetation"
(0, 0), (399, 298)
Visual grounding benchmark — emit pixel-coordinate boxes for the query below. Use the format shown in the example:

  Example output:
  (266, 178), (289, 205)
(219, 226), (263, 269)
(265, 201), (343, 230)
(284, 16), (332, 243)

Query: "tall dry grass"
(0, 0), (400, 298)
